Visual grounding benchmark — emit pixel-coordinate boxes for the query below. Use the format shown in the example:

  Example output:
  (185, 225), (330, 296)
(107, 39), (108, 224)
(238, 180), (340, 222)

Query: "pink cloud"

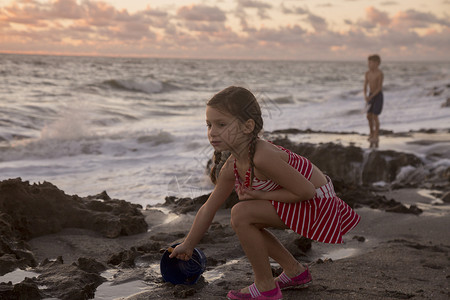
(365, 6), (391, 27)
(391, 9), (450, 29)
(177, 5), (226, 22)
(0, 1), (448, 60)
(50, 0), (84, 19)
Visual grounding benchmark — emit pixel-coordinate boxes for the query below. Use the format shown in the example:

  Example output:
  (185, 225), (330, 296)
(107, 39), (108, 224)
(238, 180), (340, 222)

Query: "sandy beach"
(1, 130), (449, 300)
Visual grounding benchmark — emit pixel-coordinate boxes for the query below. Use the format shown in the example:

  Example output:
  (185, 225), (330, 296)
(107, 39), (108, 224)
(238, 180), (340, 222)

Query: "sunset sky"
(1, 0), (449, 60)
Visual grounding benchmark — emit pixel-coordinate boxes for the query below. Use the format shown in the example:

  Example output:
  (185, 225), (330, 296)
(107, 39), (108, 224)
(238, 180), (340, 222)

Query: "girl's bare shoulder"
(253, 140), (287, 164)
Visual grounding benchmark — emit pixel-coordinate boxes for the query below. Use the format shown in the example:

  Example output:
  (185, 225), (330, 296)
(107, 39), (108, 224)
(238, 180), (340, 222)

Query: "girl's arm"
(169, 157), (235, 260)
(237, 184), (311, 203)
(245, 145), (316, 203)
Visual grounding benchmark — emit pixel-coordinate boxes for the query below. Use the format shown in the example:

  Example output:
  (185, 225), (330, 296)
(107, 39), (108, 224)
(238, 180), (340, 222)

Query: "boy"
(364, 54), (384, 147)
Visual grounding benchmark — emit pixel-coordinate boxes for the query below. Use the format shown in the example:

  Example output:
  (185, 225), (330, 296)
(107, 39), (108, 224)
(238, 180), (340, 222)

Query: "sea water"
(1, 54), (449, 206)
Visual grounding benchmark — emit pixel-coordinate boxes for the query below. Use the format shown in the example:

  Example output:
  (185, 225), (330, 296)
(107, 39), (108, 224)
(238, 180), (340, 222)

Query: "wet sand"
(4, 130), (449, 300)
(23, 187), (449, 300)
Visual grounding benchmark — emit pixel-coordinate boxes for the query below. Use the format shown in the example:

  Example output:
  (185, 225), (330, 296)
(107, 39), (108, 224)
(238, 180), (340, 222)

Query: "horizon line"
(1, 51), (449, 63)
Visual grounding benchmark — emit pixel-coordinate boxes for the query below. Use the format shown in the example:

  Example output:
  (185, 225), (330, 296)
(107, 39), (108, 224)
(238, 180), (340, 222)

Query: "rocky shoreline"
(0, 130), (449, 299)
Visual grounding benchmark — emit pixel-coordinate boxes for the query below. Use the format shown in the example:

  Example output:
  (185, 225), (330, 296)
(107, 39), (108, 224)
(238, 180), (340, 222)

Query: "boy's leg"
(230, 200), (298, 292)
(366, 113), (374, 139)
(373, 115), (380, 140)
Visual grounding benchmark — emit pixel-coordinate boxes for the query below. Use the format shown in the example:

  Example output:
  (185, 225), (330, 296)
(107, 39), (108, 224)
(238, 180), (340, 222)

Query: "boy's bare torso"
(366, 69), (383, 94)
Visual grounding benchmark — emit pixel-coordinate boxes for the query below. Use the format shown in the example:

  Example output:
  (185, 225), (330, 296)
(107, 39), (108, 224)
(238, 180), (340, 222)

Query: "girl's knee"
(230, 202), (251, 229)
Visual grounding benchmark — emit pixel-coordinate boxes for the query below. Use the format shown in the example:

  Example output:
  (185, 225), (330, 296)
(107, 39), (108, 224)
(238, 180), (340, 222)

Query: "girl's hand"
(237, 185), (263, 201)
(168, 242), (194, 261)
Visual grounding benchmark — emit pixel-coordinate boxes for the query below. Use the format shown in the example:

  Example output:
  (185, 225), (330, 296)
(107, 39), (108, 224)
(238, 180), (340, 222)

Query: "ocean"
(1, 54), (449, 206)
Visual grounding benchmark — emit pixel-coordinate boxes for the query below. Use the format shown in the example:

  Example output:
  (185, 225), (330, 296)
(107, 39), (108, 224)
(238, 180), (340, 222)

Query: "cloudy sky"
(1, 0), (449, 60)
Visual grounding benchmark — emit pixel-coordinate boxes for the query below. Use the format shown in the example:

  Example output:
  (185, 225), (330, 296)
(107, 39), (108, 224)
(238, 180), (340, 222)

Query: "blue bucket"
(160, 243), (207, 285)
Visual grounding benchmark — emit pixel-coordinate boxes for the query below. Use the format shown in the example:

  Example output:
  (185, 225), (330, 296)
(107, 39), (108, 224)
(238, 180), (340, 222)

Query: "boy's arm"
(368, 71), (384, 101)
(363, 71), (369, 102)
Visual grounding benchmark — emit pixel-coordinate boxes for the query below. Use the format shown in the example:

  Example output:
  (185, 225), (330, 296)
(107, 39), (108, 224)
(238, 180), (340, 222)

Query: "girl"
(169, 86), (360, 300)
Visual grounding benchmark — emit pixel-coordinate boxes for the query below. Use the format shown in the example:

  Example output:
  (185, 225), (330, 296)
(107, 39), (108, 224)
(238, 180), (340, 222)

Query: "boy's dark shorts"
(368, 92), (383, 115)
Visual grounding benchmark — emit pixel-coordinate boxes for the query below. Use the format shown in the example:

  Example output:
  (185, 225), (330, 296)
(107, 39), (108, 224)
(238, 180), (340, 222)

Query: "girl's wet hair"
(207, 86), (263, 185)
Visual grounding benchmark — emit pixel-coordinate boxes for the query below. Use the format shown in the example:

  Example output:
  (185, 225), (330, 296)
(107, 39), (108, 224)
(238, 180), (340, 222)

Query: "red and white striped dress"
(233, 144), (360, 244)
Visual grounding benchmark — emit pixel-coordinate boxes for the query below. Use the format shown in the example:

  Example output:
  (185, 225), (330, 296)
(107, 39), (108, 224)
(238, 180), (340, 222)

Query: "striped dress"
(233, 144), (360, 244)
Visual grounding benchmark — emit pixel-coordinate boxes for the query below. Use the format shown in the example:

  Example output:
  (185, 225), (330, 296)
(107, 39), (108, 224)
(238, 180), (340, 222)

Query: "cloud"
(281, 4), (308, 15)
(51, 0), (84, 19)
(391, 9), (450, 29)
(177, 4), (226, 22)
(281, 4), (327, 32)
(251, 24), (306, 44)
(380, 1), (398, 5)
(0, 1), (448, 60)
(306, 13), (328, 32)
(0, 0), (166, 45)
(365, 6), (391, 27)
(237, 0), (272, 19)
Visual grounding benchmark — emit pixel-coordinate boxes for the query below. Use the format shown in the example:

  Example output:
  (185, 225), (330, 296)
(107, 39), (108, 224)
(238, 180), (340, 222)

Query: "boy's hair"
(207, 86), (263, 185)
(368, 54), (381, 64)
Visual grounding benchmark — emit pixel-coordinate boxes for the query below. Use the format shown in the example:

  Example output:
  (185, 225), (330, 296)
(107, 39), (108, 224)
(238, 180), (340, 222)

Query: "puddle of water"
(414, 189), (450, 217)
(417, 189), (444, 204)
(321, 248), (359, 261)
(145, 207), (180, 229)
(94, 279), (153, 300)
(203, 269), (224, 282)
(0, 269), (39, 284)
(203, 259), (239, 282)
(95, 268), (157, 300)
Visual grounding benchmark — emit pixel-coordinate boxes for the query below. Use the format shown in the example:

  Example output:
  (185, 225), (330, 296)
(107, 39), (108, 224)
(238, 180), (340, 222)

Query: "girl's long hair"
(207, 86), (263, 186)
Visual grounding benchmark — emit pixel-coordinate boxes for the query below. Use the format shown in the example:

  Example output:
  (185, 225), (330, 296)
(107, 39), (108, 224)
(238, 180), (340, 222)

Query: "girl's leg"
(260, 229), (305, 278)
(230, 200), (301, 292)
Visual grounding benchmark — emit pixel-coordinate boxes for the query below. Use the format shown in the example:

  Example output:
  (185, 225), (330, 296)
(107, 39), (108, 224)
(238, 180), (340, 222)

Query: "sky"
(0, 0), (449, 60)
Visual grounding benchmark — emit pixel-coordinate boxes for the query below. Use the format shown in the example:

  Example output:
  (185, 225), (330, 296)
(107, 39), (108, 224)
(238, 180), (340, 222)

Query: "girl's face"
(206, 106), (251, 153)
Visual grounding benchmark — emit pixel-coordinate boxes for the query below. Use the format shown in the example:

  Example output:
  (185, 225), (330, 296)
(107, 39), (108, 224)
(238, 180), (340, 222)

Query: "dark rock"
(34, 263), (105, 300)
(385, 204), (423, 215)
(295, 237), (312, 253)
(0, 280), (41, 300)
(173, 285), (197, 298)
(107, 248), (140, 268)
(161, 191), (239, 214)
(316, 258), (333, 264)
(75, 257), (107, 274)
(86, 191), (111, 201)
(353, 236), (366, 242)
(12, 279), (42, 300)
(442, 191), (450, 203)
(284, 236), (312, 257)
(0, 178), (148, 273)
(2, 257), (104, 300)
(441, 98), (450, 108)
(273, 139), (365, 186)
(361, 150), (423, 185)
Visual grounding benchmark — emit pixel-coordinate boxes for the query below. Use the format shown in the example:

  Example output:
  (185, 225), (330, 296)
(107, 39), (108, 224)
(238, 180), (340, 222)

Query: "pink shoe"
(227, 282), (283, 300)
(277, 266), (312, 290)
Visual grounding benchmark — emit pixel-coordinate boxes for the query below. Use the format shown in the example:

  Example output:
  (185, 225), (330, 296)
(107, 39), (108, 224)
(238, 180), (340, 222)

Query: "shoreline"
(24, 190), (450, 300)
(0, 129), (449, 299)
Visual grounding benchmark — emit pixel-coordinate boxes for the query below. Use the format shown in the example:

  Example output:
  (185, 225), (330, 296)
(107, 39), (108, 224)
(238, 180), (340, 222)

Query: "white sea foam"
(0, 54), (449, 206)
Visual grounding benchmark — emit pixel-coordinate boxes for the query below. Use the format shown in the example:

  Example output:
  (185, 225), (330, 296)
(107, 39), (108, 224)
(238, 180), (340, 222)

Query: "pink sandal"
(227, 282), (283, 300)
(277, 266), (312, 290)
